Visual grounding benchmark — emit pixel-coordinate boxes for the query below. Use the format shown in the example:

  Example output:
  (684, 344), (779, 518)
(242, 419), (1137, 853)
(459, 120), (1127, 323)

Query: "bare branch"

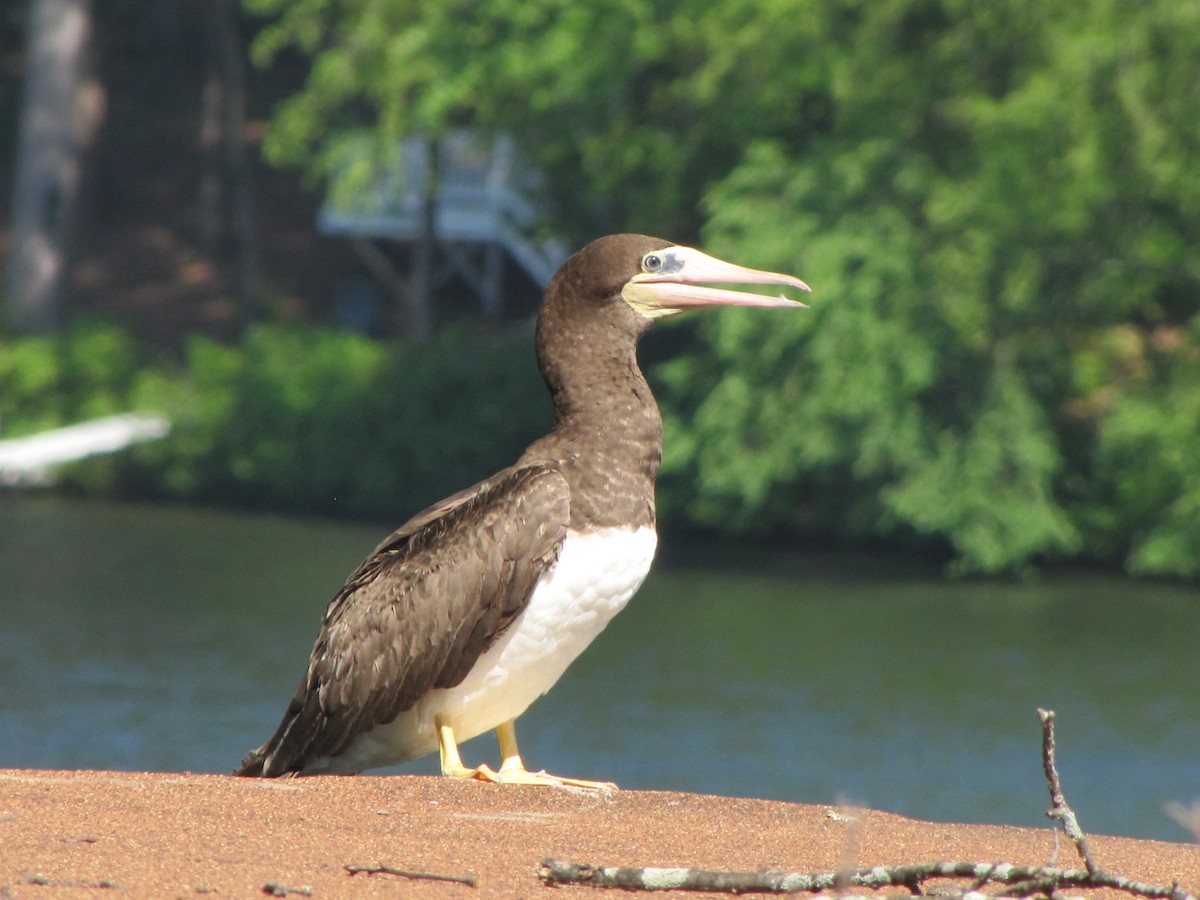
(1038, 707), (1100, 876)
(345, 862), (476, 887)
(539, 858), (1196, 899)
(538, 710), (1195, 900)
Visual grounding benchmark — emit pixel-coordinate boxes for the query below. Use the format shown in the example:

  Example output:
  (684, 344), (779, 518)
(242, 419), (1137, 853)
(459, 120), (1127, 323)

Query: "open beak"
(623, 246), (810, 318)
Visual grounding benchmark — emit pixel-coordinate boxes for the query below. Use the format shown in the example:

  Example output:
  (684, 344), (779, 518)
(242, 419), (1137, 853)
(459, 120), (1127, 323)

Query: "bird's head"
(545, 234), (808, 333)
(534, 235), (809, 422)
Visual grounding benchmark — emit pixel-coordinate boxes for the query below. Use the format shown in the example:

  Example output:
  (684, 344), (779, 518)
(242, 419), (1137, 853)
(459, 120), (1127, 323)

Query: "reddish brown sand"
(1, 769), (1196, 898)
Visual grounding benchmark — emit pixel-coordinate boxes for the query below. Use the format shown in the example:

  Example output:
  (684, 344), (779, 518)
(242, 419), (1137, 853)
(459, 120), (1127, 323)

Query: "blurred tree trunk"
(6, 0), (102, 333)
(200, 0), (259, 326)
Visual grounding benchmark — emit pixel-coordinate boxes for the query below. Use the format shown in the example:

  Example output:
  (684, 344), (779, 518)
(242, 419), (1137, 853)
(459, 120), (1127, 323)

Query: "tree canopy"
(246, 0), (1200, 575)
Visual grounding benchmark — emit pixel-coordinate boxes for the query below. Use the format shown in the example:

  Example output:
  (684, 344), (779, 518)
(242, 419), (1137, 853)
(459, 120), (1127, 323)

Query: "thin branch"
(1038, 707), (1100, 876)
(538, 858), (1196, 899)
(345, 862), (476, 887)
(538, 710), (1196, 900)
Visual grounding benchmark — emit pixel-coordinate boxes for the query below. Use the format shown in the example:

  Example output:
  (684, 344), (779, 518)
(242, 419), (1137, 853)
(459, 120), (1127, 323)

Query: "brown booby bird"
(236, 234), (808, 788)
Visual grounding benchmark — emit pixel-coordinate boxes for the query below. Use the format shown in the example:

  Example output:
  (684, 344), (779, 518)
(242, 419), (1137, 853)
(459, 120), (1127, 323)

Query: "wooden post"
(407, 137), (436, 340)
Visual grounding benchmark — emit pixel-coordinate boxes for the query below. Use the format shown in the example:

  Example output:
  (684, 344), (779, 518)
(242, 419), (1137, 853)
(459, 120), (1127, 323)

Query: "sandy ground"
(0, 769), (1196, 898)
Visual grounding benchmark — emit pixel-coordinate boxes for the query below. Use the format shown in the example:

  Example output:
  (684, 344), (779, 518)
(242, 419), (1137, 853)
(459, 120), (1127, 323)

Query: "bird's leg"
(492, 720), (618, 791)
(436, 718), (616, 789)
(437, 720), (499, 782)
(495, 719), (535, 778)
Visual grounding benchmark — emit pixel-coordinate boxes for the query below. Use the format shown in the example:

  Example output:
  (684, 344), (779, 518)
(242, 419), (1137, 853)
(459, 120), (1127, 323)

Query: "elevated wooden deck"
(318, 132), (567, 335)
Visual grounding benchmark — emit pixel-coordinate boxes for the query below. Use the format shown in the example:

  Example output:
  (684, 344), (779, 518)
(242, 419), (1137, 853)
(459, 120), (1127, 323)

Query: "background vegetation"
(4, 0), (1199, 576)
(0, 323), (548, 519)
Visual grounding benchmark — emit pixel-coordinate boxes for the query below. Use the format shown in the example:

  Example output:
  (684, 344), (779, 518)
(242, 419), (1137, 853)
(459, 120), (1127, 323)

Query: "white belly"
(311, 525), (657, 773)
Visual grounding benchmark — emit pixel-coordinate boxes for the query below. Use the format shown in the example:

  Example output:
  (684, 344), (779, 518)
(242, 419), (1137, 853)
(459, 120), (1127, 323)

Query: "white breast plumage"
(311, 525), (657, 773)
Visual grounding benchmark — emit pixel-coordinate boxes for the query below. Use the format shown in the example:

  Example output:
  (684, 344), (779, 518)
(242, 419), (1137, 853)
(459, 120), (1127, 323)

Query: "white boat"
(0, 413), (170, 486)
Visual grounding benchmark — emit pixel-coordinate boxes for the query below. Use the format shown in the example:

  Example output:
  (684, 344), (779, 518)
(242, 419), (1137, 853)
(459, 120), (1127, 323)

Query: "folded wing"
(236, 464), (570, 776)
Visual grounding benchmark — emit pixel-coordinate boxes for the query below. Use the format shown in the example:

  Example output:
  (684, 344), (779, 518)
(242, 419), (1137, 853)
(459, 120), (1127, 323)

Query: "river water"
(1, 496), (1197, 841)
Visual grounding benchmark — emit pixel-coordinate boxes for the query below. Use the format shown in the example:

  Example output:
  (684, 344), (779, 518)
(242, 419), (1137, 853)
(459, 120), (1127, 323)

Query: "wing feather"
(235, 464), (569, 776)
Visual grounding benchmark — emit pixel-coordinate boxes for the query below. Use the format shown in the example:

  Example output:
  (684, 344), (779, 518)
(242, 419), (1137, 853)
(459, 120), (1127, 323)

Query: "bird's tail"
(232, 745), (270, 777)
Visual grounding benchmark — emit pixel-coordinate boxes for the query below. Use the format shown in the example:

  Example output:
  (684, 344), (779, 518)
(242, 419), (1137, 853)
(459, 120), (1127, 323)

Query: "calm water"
(1, 496), (1197, 841)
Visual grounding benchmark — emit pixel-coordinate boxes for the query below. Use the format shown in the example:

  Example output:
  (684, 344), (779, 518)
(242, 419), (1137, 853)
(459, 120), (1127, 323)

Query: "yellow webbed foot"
(494, 720), (617, 790)
(439, 722), (501, 782)
(437, 718), (617, 790)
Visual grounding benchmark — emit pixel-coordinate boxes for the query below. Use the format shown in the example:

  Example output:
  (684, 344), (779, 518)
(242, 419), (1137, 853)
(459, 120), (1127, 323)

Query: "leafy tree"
(243, 0), (827, 241)
(0, 323), (548, 520)
(245, 0), (1200, 574)
(661, 1), (1200, 573)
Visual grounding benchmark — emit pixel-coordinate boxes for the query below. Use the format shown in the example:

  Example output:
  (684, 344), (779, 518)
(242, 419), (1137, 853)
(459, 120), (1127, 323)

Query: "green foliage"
(1093, 339), (1200, 577)
(656, 0), (1200, 575)
(3, 323), (549, 521)
(0, 323), (148, 434)
(242, 0), (828, 240)
(22, 0), (1189, 575)
(142, 324), (548, 518)
(883, 361), (1079, 576)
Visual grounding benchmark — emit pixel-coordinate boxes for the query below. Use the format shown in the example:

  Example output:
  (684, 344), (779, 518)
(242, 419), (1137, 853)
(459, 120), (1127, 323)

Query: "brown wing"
(235, 463), (569, 776)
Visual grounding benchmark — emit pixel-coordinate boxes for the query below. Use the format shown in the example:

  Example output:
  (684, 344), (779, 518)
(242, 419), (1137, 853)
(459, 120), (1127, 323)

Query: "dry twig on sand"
(1038, 707), (1099, 875)
(345, 862), (476, 887)
(537, 709), (1197, 899)
(538, 858), (1192, 897)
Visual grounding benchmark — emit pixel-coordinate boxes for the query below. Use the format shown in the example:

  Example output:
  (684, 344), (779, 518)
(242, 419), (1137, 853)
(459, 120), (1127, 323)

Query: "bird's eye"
(642, 253), (664, 272)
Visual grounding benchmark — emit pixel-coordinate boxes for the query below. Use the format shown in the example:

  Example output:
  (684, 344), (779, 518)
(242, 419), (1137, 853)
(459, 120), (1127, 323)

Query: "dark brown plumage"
(236, 234), (807, 786)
